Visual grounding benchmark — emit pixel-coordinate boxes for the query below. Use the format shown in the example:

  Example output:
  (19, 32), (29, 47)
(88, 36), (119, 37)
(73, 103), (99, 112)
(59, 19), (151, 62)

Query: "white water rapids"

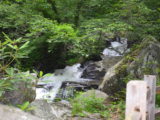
(36, 38), (128, 101)
(103, 38), (128, 56)
(36, 64), (90, 101)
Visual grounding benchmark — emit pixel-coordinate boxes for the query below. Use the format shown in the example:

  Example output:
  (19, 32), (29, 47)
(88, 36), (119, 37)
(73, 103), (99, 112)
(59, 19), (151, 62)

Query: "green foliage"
(0, 0), (159, 71)
(101, 101), (125, 120)
(0, 33), (28, 73)
(156, 94), (160, 107)
(42, 73), (53, 78)
(39, 71), (43, 78)
(0, 33), (37, 101)
(23, 16), (80, 69)
(0, 67), (37, 99)
(71, 92), (125, 119)
(28, 15), (77, 50)
(71, 92), (106, 117)
(0, 0), (159, 118)
(17, 101), (34, 112)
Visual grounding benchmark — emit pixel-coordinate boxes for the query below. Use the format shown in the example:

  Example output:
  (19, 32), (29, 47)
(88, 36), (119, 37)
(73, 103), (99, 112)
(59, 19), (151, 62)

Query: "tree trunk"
(74, 0), (84, 27)
(47, 0), (61, 23)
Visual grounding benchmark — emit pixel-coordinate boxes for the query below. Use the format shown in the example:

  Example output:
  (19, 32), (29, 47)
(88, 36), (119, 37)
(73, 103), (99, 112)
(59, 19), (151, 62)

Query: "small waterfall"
(36, 38), (128, 102)
(103, 38), (128, 56)
(36, 64), (90, 101)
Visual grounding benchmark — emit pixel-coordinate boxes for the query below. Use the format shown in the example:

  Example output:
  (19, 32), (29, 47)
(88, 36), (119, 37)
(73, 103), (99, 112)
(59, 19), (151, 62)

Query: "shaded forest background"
(0, 0), (160, 73)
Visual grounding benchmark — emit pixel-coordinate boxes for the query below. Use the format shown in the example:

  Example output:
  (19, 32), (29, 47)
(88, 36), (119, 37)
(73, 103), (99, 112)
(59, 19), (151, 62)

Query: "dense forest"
(1, 0), (160, 72)
(0, 0), (160, 119)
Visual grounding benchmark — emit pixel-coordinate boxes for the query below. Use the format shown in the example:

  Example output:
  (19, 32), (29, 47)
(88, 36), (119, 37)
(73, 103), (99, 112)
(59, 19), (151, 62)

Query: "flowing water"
(36, 38), (128, 101)
(36, 64), (91, 101)
(103, 38), (128, 56)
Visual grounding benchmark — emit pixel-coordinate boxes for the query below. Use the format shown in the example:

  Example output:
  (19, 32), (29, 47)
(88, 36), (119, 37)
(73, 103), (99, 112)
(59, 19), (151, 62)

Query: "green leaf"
(19, 41), (30, 50)
(7, 44), (16, 50)
(39, 71), (43, 77)
(5, 68), (14, 76)
(17, 101), (30, 111)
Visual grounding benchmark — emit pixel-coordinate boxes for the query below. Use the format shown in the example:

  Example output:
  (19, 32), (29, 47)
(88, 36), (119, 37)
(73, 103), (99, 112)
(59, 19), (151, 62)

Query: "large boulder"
(81, 90), (108, 100)
(1, 73), (37, 105)
(0, 104), (40, 120)
(30, 100), (56, 120)
(30, 100), (71, 120)
(99, 60), (124, 95)
(99, 37), (160, 95)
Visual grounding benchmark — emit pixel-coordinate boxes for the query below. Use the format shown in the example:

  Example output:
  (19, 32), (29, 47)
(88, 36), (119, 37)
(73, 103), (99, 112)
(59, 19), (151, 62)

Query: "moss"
(115, 37), (158, 76)
(114, 37), (160, 98)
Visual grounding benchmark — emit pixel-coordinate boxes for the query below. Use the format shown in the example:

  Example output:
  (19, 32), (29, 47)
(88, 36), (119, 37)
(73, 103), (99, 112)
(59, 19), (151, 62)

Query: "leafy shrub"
(22, 16), (79, 70)
(101, 101), (125, 119)
(0, 67), (37, 98)
(71, 92), (125, 119)
(0, 33), (36, 101)
(71, 92), (106, 116)
(0, 33), (29, 73)
(156, 94), (160, 107)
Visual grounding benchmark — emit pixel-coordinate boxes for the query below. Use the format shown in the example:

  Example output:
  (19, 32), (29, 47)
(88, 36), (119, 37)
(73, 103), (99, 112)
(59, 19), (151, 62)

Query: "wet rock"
(81, 61), (105, 80)
(81, 38), (126, 83)
(81, 56), (122, 83)
(57, 81), (99, 99)
(0, 104), (40, 120)
(36, 63), (88, 101)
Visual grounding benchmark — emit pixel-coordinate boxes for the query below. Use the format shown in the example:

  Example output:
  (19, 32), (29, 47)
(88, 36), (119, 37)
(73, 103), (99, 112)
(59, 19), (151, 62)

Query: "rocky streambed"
(1, 37), (160, 120)
(24, 38), (127, 119)
(31, 38), (160, 120)
(35, 38), (127, 102)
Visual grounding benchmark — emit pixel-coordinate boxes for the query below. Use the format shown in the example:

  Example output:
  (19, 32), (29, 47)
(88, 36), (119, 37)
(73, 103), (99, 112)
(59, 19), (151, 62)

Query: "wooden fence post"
(125, 81), (147, 120)
(144, 75), (156, 120)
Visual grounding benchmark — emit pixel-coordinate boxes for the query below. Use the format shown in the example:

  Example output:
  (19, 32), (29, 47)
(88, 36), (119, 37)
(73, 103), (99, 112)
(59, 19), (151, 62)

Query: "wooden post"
(144, 75), (156, 120)
(125, 81), (147, 120)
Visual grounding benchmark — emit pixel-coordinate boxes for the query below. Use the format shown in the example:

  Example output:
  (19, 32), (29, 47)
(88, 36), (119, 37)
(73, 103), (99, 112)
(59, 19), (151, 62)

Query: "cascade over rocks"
(99, 37), (160, 95)
(81, 56), (122, 83)
(36, 37), (127, 101)
(81, 38), (126, 82)
(58, 81), (99, 99)
(81, 61), (105, 80)
(57, 54), (123, 99)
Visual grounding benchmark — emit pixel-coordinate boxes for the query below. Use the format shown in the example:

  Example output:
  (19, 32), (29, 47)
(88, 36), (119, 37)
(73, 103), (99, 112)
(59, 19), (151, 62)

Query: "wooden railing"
(125, 75), (160, 120)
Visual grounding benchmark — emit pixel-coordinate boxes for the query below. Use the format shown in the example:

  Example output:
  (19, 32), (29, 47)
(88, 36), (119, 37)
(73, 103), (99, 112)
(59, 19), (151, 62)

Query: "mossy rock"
(99, 37), (160, 96)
